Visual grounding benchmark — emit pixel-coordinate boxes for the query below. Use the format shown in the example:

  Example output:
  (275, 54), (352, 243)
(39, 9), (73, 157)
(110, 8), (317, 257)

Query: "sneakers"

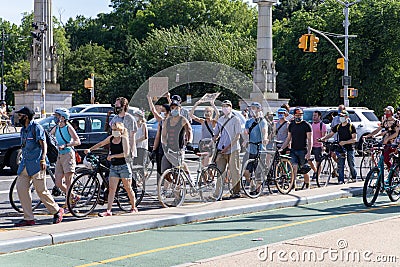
(14, 219), (35, 227)
(98, 210), (112, 217)
(53, 208), (64, 224)
(70, 195), (81, 209)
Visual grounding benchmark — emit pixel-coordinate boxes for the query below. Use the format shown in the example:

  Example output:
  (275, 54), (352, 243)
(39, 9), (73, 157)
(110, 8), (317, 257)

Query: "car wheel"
(10, 149), (22, 174)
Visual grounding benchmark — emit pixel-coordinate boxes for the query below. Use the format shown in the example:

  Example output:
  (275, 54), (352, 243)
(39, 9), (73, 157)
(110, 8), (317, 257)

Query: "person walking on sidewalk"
(14, 107), (64, 226)
(85, 122), (138, 216)
(320, 110), (357, 184)
(280, 107), (313, 189)
(132, 109), (148, 168)
(310, 111), (326, 178)
(50, 108), (81, 209)
(213, 100), (242, 199)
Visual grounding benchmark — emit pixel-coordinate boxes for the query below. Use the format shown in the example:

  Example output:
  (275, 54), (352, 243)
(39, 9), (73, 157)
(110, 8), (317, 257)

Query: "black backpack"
(32, 123), (58, 163)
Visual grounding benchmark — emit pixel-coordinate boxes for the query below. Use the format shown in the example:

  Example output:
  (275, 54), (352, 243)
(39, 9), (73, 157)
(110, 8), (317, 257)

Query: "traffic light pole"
(1, 30), (4, 102)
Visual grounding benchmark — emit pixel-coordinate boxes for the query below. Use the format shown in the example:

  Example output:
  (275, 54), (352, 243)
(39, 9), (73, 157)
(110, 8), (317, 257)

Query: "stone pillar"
(252, 0), (278, 99)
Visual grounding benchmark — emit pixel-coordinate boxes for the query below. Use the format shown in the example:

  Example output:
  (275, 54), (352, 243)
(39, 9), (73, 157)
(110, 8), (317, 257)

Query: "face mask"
(171, 109), (179, 117)
(278, 114), (285, 119)
(222, 107), (231, 115)
(294, 117), (302, 123)
(114, 106), (123, 114)
(339, 117), (346, 123)
(385, 113), (392, 118)
(112, 130), (121, 137)
(160, 112), (165, 118)
(19, 117), (27, 126)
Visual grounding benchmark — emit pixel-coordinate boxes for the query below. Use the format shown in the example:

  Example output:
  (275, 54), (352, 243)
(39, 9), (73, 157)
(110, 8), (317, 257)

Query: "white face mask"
(339, 117), (346, 123)
(112, 130), (121, 137)
(222, 107), (231, 115)
(160, 112), (165, 118)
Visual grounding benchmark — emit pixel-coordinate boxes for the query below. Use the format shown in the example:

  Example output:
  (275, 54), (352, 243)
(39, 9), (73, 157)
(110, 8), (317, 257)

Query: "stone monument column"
(14, 0), (72, 116)
(250, 0), (288, 110)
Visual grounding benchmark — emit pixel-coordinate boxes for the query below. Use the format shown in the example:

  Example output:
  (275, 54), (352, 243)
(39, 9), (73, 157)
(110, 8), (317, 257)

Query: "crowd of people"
(12, 92), (399, 227)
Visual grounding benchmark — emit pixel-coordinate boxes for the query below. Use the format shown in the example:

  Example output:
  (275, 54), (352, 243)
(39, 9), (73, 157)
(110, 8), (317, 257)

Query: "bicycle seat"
(196, 152), (209, 157)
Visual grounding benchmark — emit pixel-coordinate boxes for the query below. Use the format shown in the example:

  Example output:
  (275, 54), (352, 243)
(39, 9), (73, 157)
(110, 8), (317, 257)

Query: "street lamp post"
(164, 46), (190, 95)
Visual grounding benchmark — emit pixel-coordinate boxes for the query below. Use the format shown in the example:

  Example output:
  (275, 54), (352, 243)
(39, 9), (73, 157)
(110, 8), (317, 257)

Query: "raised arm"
(189, 101), (204, 124)
(211, 101), (219, 122)
(147, 95), (163, 122)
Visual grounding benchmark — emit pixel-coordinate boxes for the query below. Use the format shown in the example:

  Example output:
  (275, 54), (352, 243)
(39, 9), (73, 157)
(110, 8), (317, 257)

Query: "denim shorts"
(109, 164), (132, 179)
(290, 149), (307, 166)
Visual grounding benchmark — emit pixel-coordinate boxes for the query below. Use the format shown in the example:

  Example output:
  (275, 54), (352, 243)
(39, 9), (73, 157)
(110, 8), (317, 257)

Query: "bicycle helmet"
(298, 163), (311, 174)
(0, 100), (5, 105)
(277, 108), (287, 114)
(54, 107), (70, 120)
(83, 154), (98, 169)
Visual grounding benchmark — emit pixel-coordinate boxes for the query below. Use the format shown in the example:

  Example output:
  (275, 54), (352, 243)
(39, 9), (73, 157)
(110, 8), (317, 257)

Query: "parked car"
(69, 104), (139, 117)
(0, 112), (112, 174)
(302, 106), (380, 150)
(146, 106), (246, 151)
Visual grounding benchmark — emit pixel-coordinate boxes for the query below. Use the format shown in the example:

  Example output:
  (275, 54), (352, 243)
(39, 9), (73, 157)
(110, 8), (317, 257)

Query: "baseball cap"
(222, 100), (232, 107)
(339, 110), (349, 116)
(16, 106), (35, 117)
(170, 100), (181, 107)
(171, 95), (182, 103)
(293, 107), (303, 115)
(250, 102), (261, 109)
(385, 106), (394, 113)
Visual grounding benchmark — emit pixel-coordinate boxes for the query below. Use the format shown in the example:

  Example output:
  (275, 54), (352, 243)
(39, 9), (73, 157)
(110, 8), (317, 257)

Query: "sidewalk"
(179, 215), (400, 266)
(0, 182), (364, 254)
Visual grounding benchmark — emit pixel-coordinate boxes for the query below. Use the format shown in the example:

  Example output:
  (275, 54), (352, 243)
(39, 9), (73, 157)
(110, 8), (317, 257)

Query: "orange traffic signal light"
(337, 57), (345, 70)
(308, 35), (319, 52)
(298, 34), (311, 51)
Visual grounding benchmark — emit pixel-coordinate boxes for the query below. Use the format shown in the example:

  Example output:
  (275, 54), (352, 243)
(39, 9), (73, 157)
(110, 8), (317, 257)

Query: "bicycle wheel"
(157, 168), (186, 208)
(9, 176), (42, 213)
(117, 170), (145, 211)
(387, 164), (400, 202)
(199, 164), (223, 201)
(67, 170), (100, 217)
(240, 159), (265, 198)
(275, 158), (295, 194)
(359, 155), (373, 181)
(363, 167), (381, 207)
(316, 157), (333, 187)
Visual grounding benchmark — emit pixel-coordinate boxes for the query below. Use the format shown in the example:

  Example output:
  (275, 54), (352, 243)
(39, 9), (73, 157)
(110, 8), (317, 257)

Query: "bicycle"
(315, 141), (356, 187)
(363, 144), (400, 207)
(66, 152), (145, 217)
(359, 138), (381, 180)
(9, 164), (63, 213)
(157, 145), (223, 208)
(240, 141), (295, 197)
(0, 119), (17, 134)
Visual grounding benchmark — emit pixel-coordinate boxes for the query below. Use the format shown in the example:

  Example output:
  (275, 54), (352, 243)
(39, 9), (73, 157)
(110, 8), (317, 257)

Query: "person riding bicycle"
(50, 108), (81, 210)
(364, 106), (399, 168)
(320, 110), (357, 184)
(242, 102), (269, 195)
(280, 107), (313, 189)
(161, 100), (193, 178)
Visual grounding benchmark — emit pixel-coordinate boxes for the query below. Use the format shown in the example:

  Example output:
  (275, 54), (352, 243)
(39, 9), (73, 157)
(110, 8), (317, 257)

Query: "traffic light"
(298, 34), (310, 51)
(308, 34), (319, 52)
(337, 57), (345, 70)
(84, 78), (94, 89)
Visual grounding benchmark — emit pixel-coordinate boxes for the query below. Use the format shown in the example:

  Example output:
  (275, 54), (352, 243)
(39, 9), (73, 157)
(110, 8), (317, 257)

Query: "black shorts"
(311, 147), (323, 162)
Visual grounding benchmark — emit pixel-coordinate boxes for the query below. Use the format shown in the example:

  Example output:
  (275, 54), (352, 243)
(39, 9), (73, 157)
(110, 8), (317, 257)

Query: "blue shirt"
(55, 125), (72, 155)
(245, 118), (267, 154)
(17, 121), (46, 176)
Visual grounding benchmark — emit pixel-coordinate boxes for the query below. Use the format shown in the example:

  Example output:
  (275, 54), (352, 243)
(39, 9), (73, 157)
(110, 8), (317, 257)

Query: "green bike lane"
(0, 196), (399, 267)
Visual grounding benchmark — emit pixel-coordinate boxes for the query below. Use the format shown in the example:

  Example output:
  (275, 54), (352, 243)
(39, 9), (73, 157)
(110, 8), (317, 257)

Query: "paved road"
(0, 197), (398, 266)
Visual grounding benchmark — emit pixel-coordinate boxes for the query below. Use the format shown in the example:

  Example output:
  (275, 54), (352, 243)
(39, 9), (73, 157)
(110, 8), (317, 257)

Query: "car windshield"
(69, 107), (84, 113)
(362, 112), (379, 121)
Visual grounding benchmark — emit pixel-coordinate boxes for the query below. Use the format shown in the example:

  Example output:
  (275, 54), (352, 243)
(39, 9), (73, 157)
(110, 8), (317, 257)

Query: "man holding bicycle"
(320, 110), (357, 184)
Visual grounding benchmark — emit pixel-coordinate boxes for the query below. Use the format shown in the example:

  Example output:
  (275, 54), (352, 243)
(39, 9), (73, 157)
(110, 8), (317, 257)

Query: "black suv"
(0, 113), (111, 174)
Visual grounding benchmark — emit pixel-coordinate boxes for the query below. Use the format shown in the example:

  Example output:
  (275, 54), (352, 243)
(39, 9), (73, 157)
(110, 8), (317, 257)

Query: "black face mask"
(114, 106), (123, 114)
(19, 116), (27, 126)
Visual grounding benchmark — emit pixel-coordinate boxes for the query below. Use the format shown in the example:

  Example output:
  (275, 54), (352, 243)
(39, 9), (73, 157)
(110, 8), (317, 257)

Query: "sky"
(1, 1), (256, 26)
(1, 0), (113, 25)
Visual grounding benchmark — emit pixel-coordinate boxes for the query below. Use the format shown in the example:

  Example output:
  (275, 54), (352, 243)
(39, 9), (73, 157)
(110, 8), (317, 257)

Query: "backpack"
(32, 123), (58, 163)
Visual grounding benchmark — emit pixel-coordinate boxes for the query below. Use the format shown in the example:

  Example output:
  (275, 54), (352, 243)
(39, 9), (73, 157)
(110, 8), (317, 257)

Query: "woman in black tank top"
(85, 122), (138, 216)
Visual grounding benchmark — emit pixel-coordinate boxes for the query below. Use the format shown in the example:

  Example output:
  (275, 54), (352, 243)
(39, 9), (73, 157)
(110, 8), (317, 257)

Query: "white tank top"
(135, 123), (148, 149)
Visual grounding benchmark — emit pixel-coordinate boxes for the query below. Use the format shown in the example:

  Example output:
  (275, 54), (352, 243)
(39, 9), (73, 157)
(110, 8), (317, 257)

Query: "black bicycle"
(66, 152), (145, 217)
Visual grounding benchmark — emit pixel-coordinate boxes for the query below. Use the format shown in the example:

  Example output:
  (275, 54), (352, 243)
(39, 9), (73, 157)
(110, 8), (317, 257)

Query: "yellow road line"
(76, 202), (399, 267)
